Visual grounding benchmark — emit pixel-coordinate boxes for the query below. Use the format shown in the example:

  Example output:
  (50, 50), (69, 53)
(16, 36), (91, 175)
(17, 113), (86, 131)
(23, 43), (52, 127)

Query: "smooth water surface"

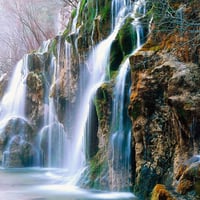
(0, 168), (137, 200)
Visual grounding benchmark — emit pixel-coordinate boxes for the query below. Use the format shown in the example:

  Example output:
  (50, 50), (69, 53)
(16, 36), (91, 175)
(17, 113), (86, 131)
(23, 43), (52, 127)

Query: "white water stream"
(110, 0), (146, 190)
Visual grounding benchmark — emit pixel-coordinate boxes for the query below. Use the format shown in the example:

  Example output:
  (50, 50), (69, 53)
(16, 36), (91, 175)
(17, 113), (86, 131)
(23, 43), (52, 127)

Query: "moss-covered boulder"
(118, 21), (137, 55)
(74, 0), (111, 52)
(109, 39), (123, 77)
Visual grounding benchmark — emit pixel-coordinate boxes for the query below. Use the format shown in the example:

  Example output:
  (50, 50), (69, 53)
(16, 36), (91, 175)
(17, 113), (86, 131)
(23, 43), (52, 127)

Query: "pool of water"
(0, 168), (137, 200)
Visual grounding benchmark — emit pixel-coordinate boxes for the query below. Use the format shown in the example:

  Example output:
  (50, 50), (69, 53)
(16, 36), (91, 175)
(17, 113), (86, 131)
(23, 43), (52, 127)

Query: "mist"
(0, 0), (63, 74)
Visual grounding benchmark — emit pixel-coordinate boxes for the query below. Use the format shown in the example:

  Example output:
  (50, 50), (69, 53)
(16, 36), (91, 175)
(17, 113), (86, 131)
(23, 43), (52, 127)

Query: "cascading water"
(68, 0), (137, 175)
(0, 0), (149, 198)
(111, 0), (132, 30)
(110, 59), (132, 190)
(110, 0), (147, 190)
(39, 37), (69, 168)
(0, 55), (33, 168)
(0, 55), (28, 119)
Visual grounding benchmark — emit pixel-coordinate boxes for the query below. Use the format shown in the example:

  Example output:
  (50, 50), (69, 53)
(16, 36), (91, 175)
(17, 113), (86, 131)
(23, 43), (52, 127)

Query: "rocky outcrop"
(0, 117), (35, 167)
(128, 49), (200, 199)
(127, 0), (200, 198)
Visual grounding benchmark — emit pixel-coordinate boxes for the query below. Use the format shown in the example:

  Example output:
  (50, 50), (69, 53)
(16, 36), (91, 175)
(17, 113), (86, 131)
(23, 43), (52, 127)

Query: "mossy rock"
(109, 39), (123, 77)
(118, 21), (137, 56)
(26, 72), (44, 92)
(75, 0), (112, 50)
(82, 151), (109, 190)
(27, 51), (51, 72)
(94, 82), (112, 121)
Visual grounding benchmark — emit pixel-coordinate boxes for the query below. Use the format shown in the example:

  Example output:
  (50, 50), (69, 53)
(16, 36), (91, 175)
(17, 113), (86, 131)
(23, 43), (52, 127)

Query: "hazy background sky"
(0, 0), (63, 74)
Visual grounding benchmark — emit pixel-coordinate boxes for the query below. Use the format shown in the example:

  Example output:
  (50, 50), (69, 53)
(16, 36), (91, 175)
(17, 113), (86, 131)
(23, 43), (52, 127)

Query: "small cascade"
(110, 59), (132, 190)
(38, 37), (68, 168)
(67, 37), (111, 173)
(0, 55), (28, 119)
(176, 6), (184, 36)
(71, 1), (81, 34)
(0, 55), (37, 168)
(39, 98), (67, 168)
(111, 0), (132, 30)
(109, 0), (147, 190)
(38, 40), (51, 54)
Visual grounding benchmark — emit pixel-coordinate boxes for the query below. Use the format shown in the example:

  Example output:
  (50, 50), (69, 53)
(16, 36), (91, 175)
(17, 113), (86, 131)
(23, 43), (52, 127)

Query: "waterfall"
(67, 32), (112, 173)
(38, 37), (69, 168)
(0, 1), (149, 197)
(39, 98), (67, 168)
(67, 0), (138, 175)
(0, 55), (40, 167)
(110, 0), (146, 190)
(0, 55), (28, 119)
(111, 0), (132, 30)
(71, 1), (81, 34)
(110, 59), (132, 190)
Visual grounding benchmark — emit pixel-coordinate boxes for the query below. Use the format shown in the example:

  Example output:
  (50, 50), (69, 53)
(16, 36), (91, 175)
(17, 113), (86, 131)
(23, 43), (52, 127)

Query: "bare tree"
(62, 0), (78, 8)
(0, 0), (61, 74)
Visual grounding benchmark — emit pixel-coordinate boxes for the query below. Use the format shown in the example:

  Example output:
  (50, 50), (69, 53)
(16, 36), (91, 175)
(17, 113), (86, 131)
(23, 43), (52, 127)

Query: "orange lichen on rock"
(151, 184), (176, 200)
(176, 179), (193, 194)
(130, 72), (144, 101)
(176, 158), (200, 195)
(175, 164), (187, 180)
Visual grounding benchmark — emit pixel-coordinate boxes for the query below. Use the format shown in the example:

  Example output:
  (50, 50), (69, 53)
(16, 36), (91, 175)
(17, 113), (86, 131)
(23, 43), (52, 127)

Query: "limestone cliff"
(128, 0), (200, 199)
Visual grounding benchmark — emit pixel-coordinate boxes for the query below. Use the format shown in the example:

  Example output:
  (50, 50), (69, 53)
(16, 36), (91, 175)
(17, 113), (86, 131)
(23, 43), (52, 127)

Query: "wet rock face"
(0, 117), (35, 167)
(128, 51), (200, 198)
(26, 71), (44, 127)
(24, 37), (79, 128)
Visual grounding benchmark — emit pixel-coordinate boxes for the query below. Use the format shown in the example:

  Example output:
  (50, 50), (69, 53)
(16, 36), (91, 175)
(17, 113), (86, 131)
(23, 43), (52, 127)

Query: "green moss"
(118, 21), (137, 55)
(149, 45), (161, 51)
(94, 83), (110, 120)
(177, 107), (187, 121)
(89, 154), (108, 189)
(79, 0), (87, 15)
(109, 39), (123, 77)
(71, 9), (77, 19)
(48, 39), (57, 56)
(100, 2), (111, 21)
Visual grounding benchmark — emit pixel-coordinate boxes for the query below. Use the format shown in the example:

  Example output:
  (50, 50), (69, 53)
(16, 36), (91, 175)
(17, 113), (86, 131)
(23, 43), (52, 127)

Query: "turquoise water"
(0, 168), (137, 200)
